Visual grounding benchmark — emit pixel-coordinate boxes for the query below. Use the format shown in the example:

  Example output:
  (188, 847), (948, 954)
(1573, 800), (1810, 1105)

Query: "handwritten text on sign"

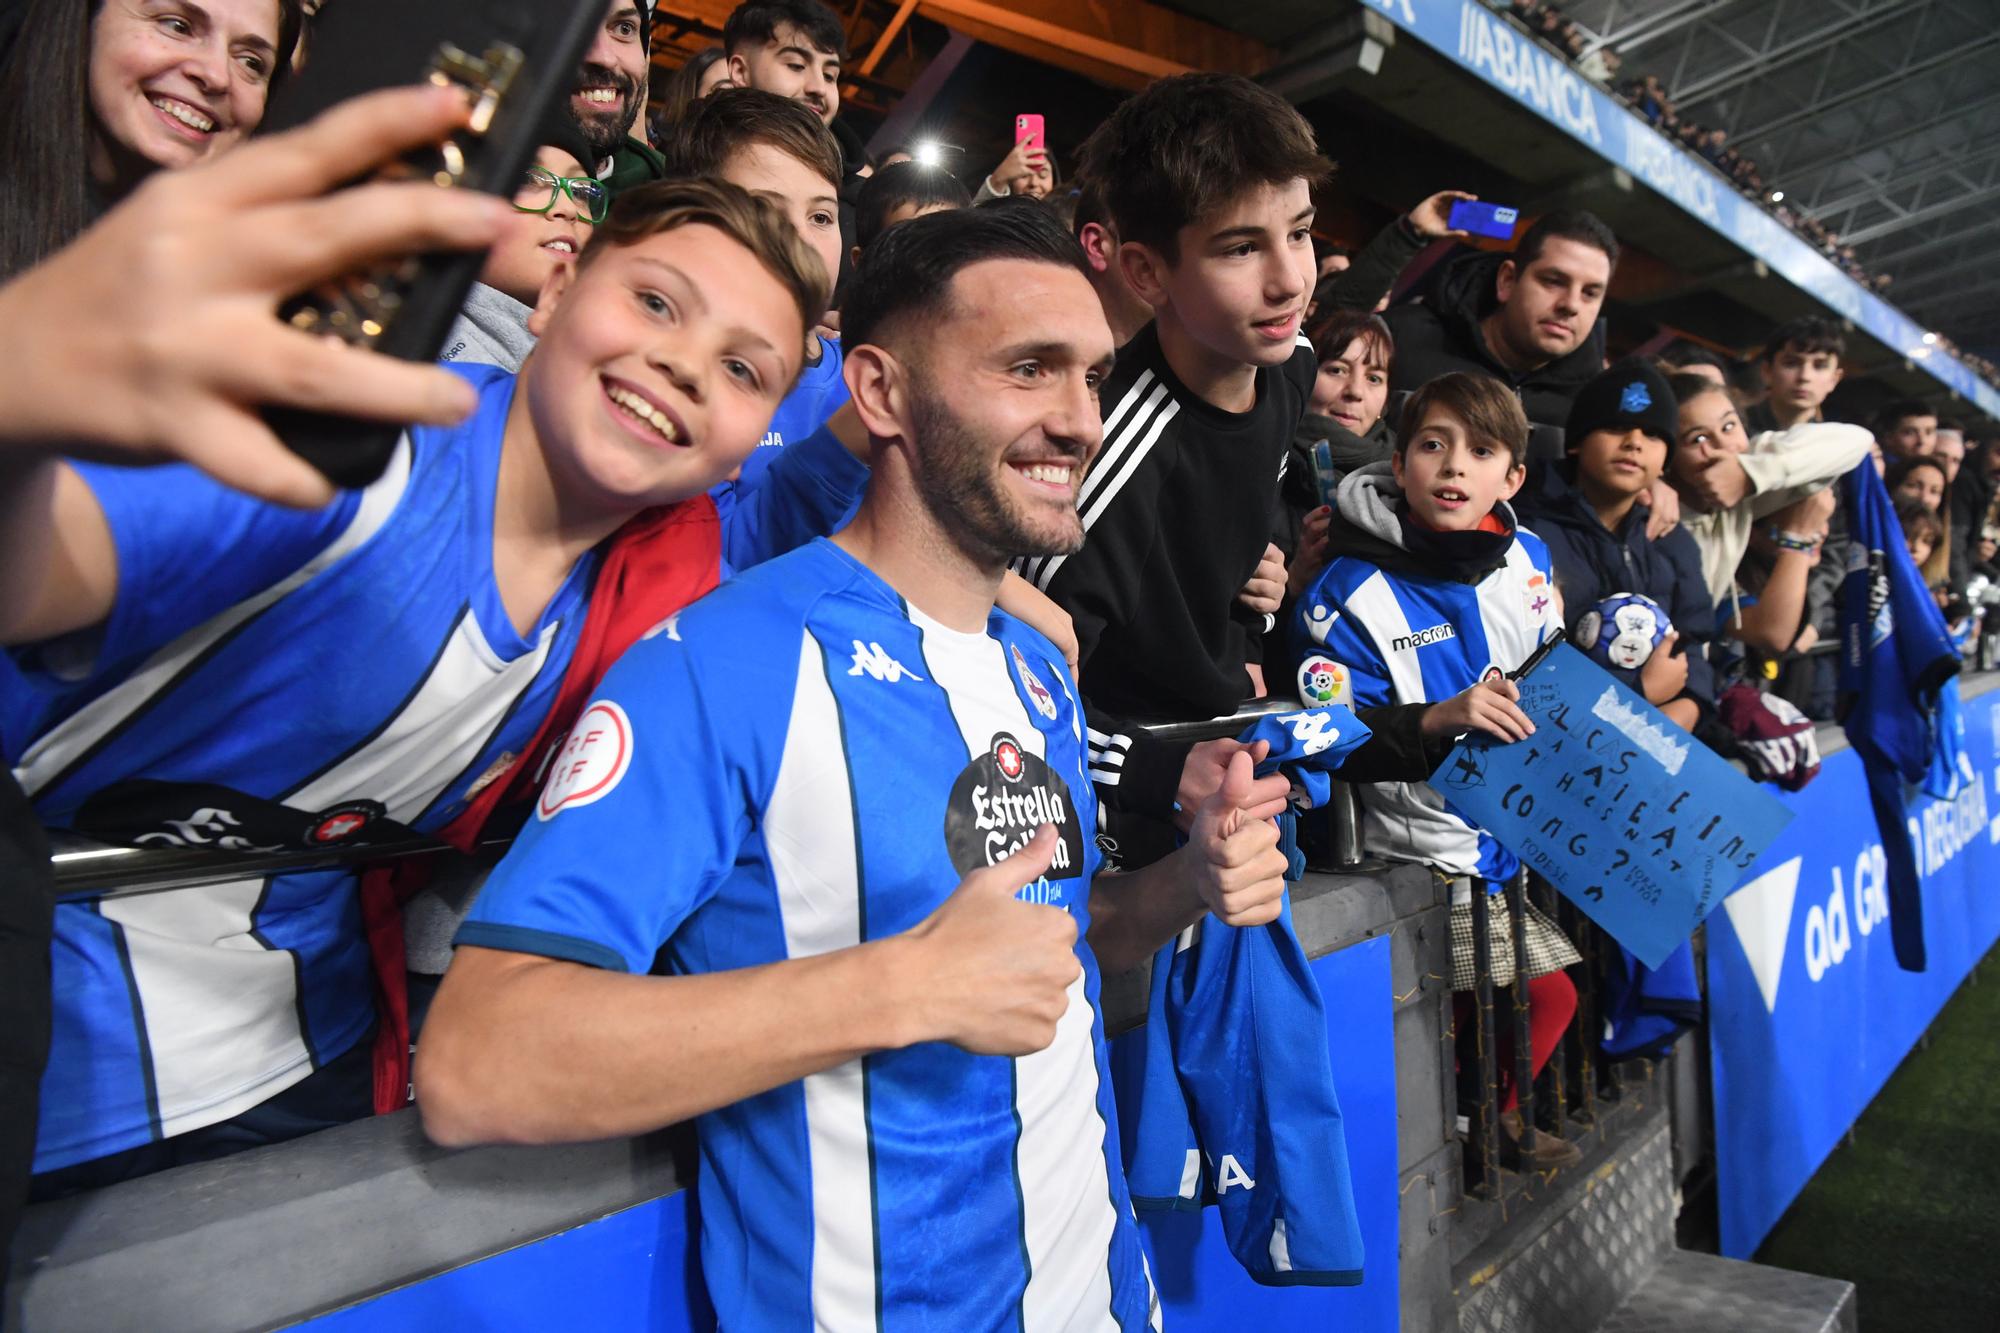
(1438, 644), (1793, 968)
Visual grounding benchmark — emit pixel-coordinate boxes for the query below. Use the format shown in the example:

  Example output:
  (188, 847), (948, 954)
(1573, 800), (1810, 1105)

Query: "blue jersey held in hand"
(1112, 704), (1372, 1286)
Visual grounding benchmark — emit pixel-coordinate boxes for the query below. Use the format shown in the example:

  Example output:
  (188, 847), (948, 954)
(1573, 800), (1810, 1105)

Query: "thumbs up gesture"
(1186, 750), (1292, 928)
(903, 826), (1084, 1057)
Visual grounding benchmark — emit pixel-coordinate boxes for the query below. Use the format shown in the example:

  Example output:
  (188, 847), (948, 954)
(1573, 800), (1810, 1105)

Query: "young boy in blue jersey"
(1, 179), (863, 1194)
(421, 203), (1296, 1331)
(661, 88), (849, 498)
(1288, 371), (1579, 1165)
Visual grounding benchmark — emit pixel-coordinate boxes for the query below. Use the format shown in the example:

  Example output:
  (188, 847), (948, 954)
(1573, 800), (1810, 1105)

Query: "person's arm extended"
(1085, 750), (1291, 975)
(419, 827), (1081, 1146)
(1740, 423), (1874, 519)
(1317, 191), (1473, 313)
(1727, 488), (1835, 654)
(0, 85), (508, 640)
(0, 86), (502, 493)
(1727, 552), (1813, 655)
(721, 408), (869, 569)
(997, 572), (1078, 676)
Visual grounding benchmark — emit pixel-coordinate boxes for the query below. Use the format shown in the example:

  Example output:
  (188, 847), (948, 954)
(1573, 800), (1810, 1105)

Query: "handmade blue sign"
(1437, 643), (1793, 968)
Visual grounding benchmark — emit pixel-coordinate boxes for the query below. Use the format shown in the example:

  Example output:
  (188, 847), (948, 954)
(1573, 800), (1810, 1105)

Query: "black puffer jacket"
(1382, 249), (1607, 430)
(1512, 461), (1714, 709)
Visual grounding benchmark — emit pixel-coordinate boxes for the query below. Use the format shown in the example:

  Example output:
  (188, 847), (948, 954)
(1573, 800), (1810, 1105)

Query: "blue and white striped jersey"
(1289, 472), (1559, 881)
(9, 364), (865, 1174)
(460, 538), (1159, 1332)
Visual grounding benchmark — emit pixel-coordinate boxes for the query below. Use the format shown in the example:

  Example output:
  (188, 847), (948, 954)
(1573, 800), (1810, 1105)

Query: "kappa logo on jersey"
(943, 732), (1086, 900)
(1390, 622), (1457, 652)
(1296, 654), (1352, 707)
(848, 640), (923, 683)
(537, 701), (634, 821)
(1275, 708), (1346, 757)
(1011, 644), (1059, 720)
(642, 612), (682, 642)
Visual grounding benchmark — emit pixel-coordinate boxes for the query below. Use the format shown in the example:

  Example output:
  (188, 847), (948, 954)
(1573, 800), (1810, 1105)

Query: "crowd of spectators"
(0, 0), (1985, 1317)
(1494, 3), (1895, 297)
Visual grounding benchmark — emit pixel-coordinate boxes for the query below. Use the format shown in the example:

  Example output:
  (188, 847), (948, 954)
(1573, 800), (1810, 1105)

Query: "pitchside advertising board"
(1708, 680), (2000, 1258)
(1358, 0), (2000, 417)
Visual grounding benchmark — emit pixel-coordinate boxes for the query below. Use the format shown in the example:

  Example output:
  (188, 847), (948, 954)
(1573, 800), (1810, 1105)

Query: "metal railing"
(49, 828), (507, 902)
(50, 698), (1359, 899)
(1459, 867), (1622, 1201)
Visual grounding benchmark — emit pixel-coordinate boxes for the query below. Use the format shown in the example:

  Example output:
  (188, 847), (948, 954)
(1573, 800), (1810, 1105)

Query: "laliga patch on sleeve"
(1296, 654), (1353, 707)
(536, 700), (635, 821)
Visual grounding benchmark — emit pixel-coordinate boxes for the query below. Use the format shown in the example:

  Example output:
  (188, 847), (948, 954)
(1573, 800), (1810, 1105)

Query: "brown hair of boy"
(656, 86), (843, 191)
(577, 177), (832, 336)
(1397, 373), (1531, 466)
(1076, 72), (1331, 261)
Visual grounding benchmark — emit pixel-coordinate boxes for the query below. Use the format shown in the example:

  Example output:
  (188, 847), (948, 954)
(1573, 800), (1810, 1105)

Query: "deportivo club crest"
(1012, 643), (1060, 721)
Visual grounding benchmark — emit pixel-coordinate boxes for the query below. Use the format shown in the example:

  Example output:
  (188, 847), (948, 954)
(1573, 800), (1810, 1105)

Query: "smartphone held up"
(257, 0), (601, 489)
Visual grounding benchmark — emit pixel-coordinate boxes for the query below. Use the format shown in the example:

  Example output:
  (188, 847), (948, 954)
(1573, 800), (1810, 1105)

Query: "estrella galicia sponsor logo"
(944, 732), (1085, 904)
(1391, 623), (1457, 652)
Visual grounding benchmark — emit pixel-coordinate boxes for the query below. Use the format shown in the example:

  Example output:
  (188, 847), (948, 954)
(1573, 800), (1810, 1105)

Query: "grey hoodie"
(1325, 461), (1524, 586)
(439, 283), (537, 374)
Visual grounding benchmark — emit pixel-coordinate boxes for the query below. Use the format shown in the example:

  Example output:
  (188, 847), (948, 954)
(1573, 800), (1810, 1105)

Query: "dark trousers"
(0, 769), (54, 1288)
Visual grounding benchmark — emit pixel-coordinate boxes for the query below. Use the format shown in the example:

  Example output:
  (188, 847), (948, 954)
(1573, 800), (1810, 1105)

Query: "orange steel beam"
(912, 0), (1270, 89)
(858, 0), (922, 76)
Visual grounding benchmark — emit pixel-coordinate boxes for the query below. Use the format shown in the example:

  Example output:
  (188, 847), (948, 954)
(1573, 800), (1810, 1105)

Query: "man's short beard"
(908, 372), (1084, 565)
(573, 65), (640, 159)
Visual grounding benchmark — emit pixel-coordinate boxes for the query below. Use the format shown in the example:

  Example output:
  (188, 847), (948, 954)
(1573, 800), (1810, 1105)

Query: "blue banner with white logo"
(1708, 683), (2000, 1257)
(1356, 0), (2000, 416)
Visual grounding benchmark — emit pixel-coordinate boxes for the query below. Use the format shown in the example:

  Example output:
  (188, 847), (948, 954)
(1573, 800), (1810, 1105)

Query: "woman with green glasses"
(439, 116), (600, 374)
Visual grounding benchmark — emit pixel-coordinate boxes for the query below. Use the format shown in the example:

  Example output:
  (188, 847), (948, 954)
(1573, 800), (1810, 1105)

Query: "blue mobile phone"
(1448, 200), (1521, 241)
(1312, 438), (1340, 508)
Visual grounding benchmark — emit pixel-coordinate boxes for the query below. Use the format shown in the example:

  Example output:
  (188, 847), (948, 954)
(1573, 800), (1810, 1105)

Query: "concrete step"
(1596, 1250), (1857, 1333)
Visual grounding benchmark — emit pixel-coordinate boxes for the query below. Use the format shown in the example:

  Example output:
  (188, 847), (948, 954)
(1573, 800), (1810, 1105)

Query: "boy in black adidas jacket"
(1018, 75), (1490, 864)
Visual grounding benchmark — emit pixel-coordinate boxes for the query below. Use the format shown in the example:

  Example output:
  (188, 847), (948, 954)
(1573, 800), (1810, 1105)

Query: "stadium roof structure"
(1558, 0), (2000, 359)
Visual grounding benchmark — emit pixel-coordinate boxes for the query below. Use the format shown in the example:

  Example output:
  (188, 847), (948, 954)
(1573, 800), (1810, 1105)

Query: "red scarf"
(362, 498), (723, 1112)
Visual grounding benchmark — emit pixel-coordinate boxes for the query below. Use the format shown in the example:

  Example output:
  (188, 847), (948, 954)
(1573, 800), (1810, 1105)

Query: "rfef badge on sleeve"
(1438, 643), (1793, 968)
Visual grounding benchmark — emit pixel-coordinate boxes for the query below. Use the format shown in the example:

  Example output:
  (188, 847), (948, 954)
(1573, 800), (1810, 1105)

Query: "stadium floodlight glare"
(914, 141), (944, 167)
(1769, 189), (1785, 203)
(1924, 332), (1939, 345)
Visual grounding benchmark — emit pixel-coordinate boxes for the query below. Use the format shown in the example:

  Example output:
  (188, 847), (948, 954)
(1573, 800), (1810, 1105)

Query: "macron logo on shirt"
(848, 641), (923, 683)
(1391, 623), (1457, 653)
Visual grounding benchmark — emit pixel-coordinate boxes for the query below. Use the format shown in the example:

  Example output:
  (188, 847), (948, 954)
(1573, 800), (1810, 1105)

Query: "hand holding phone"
(257, 0), (602, 489)
(1014, 113), (1045, 149)
(1447, 200), (1522, 242)
(0, 85), (511, 510)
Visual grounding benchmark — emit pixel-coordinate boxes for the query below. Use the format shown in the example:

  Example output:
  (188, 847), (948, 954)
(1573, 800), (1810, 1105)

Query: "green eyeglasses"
(514, 167), (610, 224)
